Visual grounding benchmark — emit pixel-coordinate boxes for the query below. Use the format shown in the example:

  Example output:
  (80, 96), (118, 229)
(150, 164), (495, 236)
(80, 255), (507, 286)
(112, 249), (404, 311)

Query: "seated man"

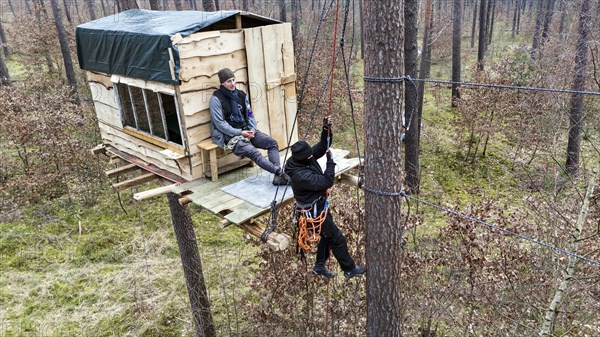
(209, 68), (290, 185)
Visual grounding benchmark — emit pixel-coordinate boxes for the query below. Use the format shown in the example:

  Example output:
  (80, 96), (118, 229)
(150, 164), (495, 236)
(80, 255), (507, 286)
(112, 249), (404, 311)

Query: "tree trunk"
(404, 0), (419, 194)
(452, 0), (462, 106)
(470, 0), (478, 48)
(34, 0), (56, 74)
(117, 0), (139, 12)
(214, 0), (220, 10)
(242, 0), (249, 11)
(100, 0), (108, 16)
(531, 0), (544, 58)
(149, 0), (161, 10)
(24, 0), (33, 14)
(512, 0), (520, 38)
(279, 0), (286, 21)
(167, 193), (215, 337)
(477, 0), (487, 70)
(0, 53), (10, 86)
(539, 163), (597, 336)
(85, 0), (96, 20)
(486, 0), (495, 47)
(173, 0), (183, 10)
(364, 0), (404, 335)
(291, 0), (299, 41)
(49, 0), (79, 103)
(540, 0), (556, 47)
(0, 20), (10, 58)
(558, 0), (566, 39)
(565, 0), (592, 175)
(62, 0), (72, 25)
(203, 0), (215, 11)
(359, 0), (364, 59)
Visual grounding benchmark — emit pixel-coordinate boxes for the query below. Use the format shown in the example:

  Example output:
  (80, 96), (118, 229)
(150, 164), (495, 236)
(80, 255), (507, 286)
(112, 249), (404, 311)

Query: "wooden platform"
(95, 144), (360, 251)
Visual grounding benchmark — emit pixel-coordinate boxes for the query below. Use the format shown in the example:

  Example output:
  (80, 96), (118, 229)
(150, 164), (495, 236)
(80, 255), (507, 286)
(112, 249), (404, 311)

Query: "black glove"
(322, 116), (332, 133)
(326, 150), (334, 164)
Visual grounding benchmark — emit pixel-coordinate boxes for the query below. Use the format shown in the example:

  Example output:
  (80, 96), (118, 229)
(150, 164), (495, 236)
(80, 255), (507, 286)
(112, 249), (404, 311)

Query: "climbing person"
(210, 68), (290, 185)
(284, 117), (366, 279)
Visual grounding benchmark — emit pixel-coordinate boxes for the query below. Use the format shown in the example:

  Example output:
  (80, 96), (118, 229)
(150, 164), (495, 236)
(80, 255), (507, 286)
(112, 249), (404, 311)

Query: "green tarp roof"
(76, 9), (278, 84)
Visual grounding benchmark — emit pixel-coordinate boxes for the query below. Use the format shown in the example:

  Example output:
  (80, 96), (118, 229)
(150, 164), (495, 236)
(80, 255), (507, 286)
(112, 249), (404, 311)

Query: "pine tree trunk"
(512, 0), (520, 38)
(116, 0), (139, 12)
(0, 53), (10, 86)
(167, 193), (216, 337)
(243, 0), (249, 11)
(62, 0), (72, 25)
(49, 0), (79, 103)
(470, 0), (478, 48)
(203, 0), (215, 11)
(539, 162), (597, 336)
(149, 0), (161, 10)
(0, 20), (10, 58)
(85, 0), (96, 20)
(531, 0), (544, 58)
(540, 0), (555, 47)
(452, 0), (462, 106)
(565, 0), (592, 175)
(279, 0), (286, 21)
(558, 0), (566, 39)
(364, 0), (404, 335)
(404, 0), (419, 194)
(477, 0), (487, 70)
(214, 0), (220, 10)
(24, 0), (33, 14)
(34, 0), (56, 74)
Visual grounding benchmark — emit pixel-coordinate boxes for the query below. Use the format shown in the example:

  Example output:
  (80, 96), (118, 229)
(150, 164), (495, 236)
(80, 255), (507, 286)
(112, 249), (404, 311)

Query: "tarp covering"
(76, 9), (276, 84)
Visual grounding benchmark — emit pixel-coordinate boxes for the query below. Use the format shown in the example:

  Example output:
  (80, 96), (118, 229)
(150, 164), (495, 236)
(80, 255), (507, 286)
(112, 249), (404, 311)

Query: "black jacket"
(285, 126), (335, 205)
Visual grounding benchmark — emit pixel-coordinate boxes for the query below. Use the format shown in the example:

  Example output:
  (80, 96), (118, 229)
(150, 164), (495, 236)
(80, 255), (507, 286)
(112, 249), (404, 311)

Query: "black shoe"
(313, 264), (335, 278)
(344, 265), (366, 279)
(272, 171), (291, 186)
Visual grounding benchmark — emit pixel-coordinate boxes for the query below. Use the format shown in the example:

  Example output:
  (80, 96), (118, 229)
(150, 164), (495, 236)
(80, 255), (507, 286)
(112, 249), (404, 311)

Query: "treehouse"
(77, 10), (359, 250)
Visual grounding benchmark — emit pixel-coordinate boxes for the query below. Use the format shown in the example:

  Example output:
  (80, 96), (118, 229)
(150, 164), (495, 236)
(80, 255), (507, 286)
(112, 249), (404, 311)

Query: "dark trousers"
(232, 130), (280, 174)
(315, 212), (356, 272)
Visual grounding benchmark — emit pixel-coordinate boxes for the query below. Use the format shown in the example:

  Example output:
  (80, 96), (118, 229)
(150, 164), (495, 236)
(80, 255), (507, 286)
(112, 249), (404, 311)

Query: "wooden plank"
(105, 146), (188, 183)
(244, 27), (270, 138)
(198, 139), (219, 150)
(184, 109), (212, 130)
(91, 143), (106, 155)
(177, 30), (220, 44)
(106, 163), (139, 178)
(261, 24), (287, 148)
(133, 183), (178, 200)
(89, 82), (118, 109)
(178, 50), (248, 84)
(86, 71), (113, 88)
(110, 75), (176, 95)
(177, 30), (245, 59)
(280, 23), (298, 148)
(179, 81), (248, 116)
(93, 100), (122, 129)
(186, 123), (212, 146)
(112, 173), (159, 192)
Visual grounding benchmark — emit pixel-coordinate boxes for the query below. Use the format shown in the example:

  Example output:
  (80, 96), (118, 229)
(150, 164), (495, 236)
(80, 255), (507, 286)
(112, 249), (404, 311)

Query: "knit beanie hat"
(291, 141), (313, 161)
(218, 68), (235, 84)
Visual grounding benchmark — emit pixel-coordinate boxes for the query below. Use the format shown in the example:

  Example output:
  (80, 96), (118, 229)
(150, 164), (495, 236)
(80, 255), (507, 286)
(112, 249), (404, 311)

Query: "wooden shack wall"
(86, 71), (195, 181)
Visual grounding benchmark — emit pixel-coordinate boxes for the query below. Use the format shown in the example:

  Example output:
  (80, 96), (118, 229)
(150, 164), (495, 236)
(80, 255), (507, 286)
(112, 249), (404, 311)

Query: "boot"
(272, 170), (291, 186)
(344, 265), (367, 279)
(313, 263), (335, 278)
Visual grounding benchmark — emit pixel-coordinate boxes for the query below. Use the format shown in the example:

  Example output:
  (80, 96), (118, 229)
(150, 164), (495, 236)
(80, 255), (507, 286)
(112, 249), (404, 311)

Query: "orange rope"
(297, 207), (329, 250)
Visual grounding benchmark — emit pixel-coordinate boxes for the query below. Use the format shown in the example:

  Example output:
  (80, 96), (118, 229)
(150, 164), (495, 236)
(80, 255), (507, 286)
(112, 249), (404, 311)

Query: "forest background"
(0, 0), (599, 336)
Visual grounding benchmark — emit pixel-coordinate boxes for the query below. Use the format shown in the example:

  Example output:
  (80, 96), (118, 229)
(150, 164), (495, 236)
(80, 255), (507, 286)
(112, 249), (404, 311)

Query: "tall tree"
(404, 0), (419, 194)
(214, 0), (220, 10)
(558, 0), (567, 39)
(531, 0), (544, 57)
(174, 0), (183, 10)
(116, 0), (139, 12)
(279, 0), (287, 21)
(470, 0), (478, 48)
(203, 0), (215, 11)
(452, 0), (462, 106)
(364, 0), (404, 335)
(62, 0), (72, 25)
(565, 0), (592, 175)
(0, 53), (10, 86)
(149, 0), (161, 10)
(49, 0), (79, 102)
(33, 0), (56, 74)
(242, 0), (249, 11)
(477, 0), (487, 70)
(85, 0), (97, 20)
(0, 20), (10, 58)
(512, 0), (521, 38)
(291, 0), (299, 40)
(167, 193), (216, 337)
(540, 0), (556, 49)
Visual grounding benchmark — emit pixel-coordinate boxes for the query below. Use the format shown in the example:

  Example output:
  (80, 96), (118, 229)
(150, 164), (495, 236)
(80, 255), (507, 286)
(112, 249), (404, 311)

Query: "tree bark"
(359, 0), (364, 59)
(512, 0), (520, 38)
(565, 0), (592, 175)
(452, 0), (462, 106)
(539, 162), (597, 336)
(174, 0), (183, 10)
(477, 0), (487, 70)
(33, 0), (56, 74)
(470, 0), (478, 48)
(49, 0), (79, 103)
(404, 0), (419, 194)
(291, 0), (299, 41)
(242, 0), (249, 11)
(62, 0), (72, 25)
(149, 0), (161, 10)
(167, 193), (215, 337)
(0, 20), (10, 58)
(540, 0), (556, 48)
(116, 0), (139, 12)
(364, 0), (404, 335)
(279, 0), (286, 21)
(214, 0), (220, 10)
(0, 53), (10, 86)
(531, 0), (544, 58)
(203, 0), (215, 11)
(558, 0), (566, 39)
(85, 0), (97, 20)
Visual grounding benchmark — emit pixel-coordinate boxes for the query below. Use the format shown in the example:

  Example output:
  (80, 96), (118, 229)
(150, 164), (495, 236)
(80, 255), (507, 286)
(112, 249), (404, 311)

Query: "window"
(115, 82), (183, 146)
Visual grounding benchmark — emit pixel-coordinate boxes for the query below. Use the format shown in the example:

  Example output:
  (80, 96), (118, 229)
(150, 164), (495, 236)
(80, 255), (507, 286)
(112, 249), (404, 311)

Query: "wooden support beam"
(179, 195), (193, 205)
(338, 173), (360, 187)
(237, 221), (291, 251)
(112, 173), (159, 192)
(219, 219), (232, 228)
(133, 183), (178, 201)
(106, 163), (139, 178)
(91, 143), (107, 155)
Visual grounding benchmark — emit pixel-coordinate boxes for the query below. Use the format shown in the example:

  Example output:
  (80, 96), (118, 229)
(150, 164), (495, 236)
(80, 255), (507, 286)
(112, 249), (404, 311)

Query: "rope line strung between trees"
(361, 185), (600, 268)
(363, 76), (600, 96)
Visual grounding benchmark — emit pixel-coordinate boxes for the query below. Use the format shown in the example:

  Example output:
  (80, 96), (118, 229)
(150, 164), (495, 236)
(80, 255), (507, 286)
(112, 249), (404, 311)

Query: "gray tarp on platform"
(76, 9), (278, 84)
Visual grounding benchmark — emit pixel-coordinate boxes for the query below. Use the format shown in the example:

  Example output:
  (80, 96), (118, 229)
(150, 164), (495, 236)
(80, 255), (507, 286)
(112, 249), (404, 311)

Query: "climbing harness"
(294, 194), (330, 251)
